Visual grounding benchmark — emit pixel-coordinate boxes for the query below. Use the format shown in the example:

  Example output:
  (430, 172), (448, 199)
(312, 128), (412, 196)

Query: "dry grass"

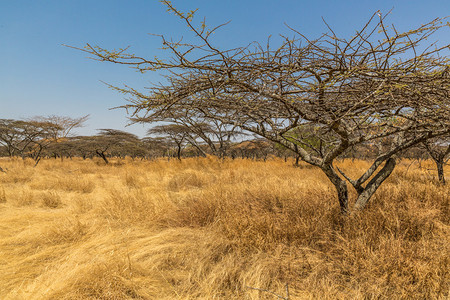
(0, 156), (448, 299)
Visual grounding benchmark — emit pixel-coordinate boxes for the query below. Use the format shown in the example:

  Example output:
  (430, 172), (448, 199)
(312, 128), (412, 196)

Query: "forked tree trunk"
(32, 144), (44, 167)
(424, 143), (449, 185)
(354, 158), (396, 210)
(322, 164), (348, 214)
(96, 150), (109, 164)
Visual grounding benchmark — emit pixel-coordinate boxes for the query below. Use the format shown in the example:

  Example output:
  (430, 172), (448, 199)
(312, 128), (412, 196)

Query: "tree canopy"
(72, 4), (449, 212)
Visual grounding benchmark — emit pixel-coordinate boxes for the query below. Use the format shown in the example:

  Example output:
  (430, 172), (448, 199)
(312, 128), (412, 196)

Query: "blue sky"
(1, 0), (449, 137)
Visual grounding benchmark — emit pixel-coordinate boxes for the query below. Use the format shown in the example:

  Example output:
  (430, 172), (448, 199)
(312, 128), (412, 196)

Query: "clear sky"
(1, 0), (449, 137)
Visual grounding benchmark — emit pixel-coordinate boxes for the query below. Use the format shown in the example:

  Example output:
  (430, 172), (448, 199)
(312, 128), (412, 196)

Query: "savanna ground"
(0, 157), (448, 299)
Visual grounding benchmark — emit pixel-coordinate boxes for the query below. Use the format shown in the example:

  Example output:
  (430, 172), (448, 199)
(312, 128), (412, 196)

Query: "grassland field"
(0, 157), (448, 299)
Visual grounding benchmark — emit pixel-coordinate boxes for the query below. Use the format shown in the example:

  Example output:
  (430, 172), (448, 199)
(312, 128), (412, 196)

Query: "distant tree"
(92, 129), (141, 163)
(29, 115), (89, 160)
(0, 119), (39, 157)
(135, 108), (242, 158)
(32, 115), (89, 141)
(232, 139), (272, 160)
(0, 119), (62, 166)
(147, 124), (192, 160)
(25, 120), (62, 166)
(141, 136), (174, 159)
(75, 4), (450, 213)
(99, 129), (141, 158)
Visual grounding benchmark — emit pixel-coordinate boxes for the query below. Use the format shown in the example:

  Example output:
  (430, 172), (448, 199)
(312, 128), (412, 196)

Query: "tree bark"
(176, 144), (182, 160)
(435, 158), (445, 185)
(354, 158), (396, 210)
(425, 143), (449, 185)
(322, 164), (348, 214)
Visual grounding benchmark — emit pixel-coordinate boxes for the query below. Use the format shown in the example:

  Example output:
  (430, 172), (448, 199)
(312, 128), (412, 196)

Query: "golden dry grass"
(0, 156), (448, 299)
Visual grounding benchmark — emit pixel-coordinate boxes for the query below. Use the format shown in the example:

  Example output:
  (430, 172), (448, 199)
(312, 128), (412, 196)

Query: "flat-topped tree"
(135, 109), (242, 159)
(95, 129), (140, 162)
(0, 118), (62, 166)
(141, 136), (174, 159)
(74, 3), (450, 213)
(0, 119), (31, 157)
(70, 129), (140, 163)
(29, 115), (89, 160)
(147, 124), (193, 160)
(31, 115), (89, 141)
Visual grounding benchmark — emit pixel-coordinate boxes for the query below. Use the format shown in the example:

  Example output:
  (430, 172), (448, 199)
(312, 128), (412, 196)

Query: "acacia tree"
(30, 115), (89, 160)
(233, 139), (272, 160)
(147, 124), (193, 160)
(0, 119), (43, 157)
(141, 136), (173, 159)
(94, 129), (141, 163)
(0, 119), (62, 166)
(74, 4), (449, 213)
(0, 116), (88, 164)
(67, 130), (140, 163)
(32, 115), (89, 141)
(136, 108), (242, 158)
(0, 119), (30, 157)
(25, 121), (61, 166)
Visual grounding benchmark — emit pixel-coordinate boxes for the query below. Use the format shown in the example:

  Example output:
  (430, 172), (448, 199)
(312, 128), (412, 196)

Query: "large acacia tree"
(73, 3), (449, 213)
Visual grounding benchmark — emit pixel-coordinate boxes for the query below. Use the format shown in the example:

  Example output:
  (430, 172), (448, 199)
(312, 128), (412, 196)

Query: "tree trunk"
(177, 145), (182, 160)
(354, 158), (396, 210)
(435, 158), (445, 185)
(33, 157), (42, 167)
(32, 144), (44, 167)
(96, 150), (109, 164)
(322, 164), (348, 214)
